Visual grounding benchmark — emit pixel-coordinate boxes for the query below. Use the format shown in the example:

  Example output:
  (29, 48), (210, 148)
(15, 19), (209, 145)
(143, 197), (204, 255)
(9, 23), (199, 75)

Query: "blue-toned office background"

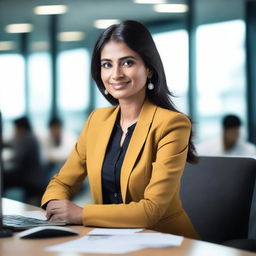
(0, 0), (256, 145)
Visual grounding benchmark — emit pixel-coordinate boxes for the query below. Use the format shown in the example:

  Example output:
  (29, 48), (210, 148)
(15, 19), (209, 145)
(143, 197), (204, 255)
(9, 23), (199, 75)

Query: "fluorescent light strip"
(94, 19), (120, 29)
(34, 5), (68, 15)
(31, 42), (49, 51)
(153, 4), (188, 13)
(5, 23), (33, 33)
(0, 41), (16, 51)
(58, 32), (86, 42)
(133, 0), (166, 4)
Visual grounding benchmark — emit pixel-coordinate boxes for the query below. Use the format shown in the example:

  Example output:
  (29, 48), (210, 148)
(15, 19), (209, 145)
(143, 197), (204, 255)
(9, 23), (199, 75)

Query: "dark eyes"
(123, 59), (135, 67)
(101, 62), (112, 68)
(101, 59), (135, 69)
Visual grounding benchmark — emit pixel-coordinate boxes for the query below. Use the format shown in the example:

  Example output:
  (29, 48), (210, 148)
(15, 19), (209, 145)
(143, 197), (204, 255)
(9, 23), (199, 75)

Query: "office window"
(58, 48), (89, 111)
(153, 30), (189, 114)
(28, 52), (51, 128)
(0, 54), (25, 119)
(95, 85), (111, 109)
(196, 20), (246, 142)
(57, 48), (90, 132)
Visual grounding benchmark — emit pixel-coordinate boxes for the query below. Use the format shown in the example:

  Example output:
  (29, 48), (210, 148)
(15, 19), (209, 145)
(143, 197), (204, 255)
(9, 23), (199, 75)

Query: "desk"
(1, 198), (255, 256)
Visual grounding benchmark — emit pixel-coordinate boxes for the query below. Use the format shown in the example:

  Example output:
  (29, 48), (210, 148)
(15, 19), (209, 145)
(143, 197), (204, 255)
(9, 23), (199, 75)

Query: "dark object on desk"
(223, 239), (256, 252)
(18, 226), (79, 239)
(3, 215), (67, 231)
(180, 156), (256, 245)
(0, 226), (13, 238)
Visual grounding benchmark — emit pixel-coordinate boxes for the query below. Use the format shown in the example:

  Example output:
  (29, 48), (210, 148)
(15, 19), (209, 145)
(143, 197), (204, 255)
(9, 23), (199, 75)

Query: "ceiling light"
(0, 41), (16, 51)
(94, 19), (120, 29)
(58, 32), (86, 42)
(31, 42), (49, 51)
(153, 4), (188, 13)
(34, 5), (68, 15)
(5, 23), (33, 33)
(133, 0), (166, 4)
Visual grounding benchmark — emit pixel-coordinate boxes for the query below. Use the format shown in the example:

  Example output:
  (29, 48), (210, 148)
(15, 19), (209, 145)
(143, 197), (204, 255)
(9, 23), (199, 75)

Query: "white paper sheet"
(46, 232), (184, 254)
(47, 236), (143, 254)
(88, 228), (143, 235)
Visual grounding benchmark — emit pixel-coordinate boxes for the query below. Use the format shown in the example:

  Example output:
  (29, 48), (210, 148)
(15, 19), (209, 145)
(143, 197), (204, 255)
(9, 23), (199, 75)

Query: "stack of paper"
(46, 228), (184, 254)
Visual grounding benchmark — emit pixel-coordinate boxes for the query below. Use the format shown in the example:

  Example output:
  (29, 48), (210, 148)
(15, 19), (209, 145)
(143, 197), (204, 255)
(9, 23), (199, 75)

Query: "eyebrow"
(100, 56), (136, 62)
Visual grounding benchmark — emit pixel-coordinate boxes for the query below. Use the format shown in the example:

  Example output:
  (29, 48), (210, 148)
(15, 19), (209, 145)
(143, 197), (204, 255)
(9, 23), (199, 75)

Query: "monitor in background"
(0, 112), (13, 237)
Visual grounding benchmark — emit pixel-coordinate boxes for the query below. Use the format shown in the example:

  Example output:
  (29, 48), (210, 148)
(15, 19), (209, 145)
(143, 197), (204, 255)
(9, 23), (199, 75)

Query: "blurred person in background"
(197, 114), (256, 157)
(40, 117), (77, 179)
(3, 116), (43, 204)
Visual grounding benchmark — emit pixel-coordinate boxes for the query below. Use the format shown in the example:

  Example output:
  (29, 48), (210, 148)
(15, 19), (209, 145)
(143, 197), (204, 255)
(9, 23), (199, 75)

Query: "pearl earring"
(104, 89), (108, 95)
(147, 82), (154, 90)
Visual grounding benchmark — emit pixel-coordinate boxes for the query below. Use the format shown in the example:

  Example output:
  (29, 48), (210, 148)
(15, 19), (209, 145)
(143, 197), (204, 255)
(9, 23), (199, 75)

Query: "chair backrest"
(180, 156), (256, 243)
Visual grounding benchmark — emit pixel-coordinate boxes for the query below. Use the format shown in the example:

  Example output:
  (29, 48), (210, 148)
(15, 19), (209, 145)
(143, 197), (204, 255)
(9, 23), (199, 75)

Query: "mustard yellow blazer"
(41, 100), (199, 239)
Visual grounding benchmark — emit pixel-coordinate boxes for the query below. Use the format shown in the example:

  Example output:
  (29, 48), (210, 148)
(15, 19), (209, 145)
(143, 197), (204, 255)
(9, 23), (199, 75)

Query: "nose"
(112, 65), (124, 80)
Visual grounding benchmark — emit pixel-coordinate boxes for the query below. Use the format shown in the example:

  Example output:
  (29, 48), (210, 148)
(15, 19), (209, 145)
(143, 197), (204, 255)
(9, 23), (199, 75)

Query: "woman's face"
(100, 40), (150, 103)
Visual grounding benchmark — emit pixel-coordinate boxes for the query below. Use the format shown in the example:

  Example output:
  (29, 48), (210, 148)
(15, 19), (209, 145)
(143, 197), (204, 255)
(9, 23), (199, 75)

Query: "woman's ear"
(147, 69), (153, 79)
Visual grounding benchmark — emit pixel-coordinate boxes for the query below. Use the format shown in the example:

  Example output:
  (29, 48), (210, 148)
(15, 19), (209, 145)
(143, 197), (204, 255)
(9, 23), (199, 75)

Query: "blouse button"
(114, 193), (117, 198)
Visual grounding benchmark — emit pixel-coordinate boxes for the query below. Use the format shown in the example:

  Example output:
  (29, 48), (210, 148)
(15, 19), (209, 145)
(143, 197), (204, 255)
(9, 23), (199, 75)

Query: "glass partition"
(28, 52), (51, 129)
(153, 30), (189, 114)
(196, 20), (246, 143)
(0, 54), (25, 119)
(57, 48), (90, 133)
(0, 54), (25, 138)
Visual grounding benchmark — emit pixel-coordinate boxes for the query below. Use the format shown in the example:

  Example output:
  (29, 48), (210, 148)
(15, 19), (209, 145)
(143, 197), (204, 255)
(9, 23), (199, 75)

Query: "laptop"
(0, 112), (67, 231)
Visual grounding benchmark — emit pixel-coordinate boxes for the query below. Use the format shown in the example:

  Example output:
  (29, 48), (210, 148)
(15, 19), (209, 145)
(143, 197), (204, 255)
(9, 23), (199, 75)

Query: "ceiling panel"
(0, 0), (245, 51)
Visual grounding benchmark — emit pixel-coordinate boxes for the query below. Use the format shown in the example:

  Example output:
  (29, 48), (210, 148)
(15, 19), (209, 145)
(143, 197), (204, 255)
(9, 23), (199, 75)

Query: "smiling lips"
(110, 81), (130, 90)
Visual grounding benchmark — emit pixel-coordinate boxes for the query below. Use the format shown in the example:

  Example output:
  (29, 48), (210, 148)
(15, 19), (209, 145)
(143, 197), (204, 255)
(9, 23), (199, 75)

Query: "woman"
(42, 20), (199, 239)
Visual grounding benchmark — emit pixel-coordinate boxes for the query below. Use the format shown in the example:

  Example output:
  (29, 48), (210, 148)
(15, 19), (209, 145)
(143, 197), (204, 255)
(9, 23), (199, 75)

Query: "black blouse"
(101, 115), (136, 204)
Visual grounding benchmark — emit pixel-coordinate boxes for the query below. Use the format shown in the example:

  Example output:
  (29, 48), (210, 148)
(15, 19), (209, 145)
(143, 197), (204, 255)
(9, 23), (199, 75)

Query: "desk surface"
(1, 198), (255, 256)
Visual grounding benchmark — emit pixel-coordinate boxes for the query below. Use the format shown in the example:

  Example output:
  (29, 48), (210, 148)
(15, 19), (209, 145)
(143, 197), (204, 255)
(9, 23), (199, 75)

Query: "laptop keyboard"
(2, 215), (66, 230)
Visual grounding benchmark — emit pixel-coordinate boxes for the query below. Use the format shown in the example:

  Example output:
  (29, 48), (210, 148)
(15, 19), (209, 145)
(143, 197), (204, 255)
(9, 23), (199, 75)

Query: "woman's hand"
(46, 199), (83, 224)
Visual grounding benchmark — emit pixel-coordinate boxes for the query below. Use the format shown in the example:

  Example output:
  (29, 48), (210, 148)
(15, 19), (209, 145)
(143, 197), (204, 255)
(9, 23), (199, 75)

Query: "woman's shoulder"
(93, 105), (116, 114)
(152, 107), (192, 138)
(155, 106), (191, 124)
(88, 105), (117, 121)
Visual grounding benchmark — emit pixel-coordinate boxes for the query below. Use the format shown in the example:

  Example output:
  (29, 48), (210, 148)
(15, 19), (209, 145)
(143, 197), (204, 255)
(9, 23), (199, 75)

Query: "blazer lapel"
(91, 106), (120, 204)
(120, 100), (157, 202)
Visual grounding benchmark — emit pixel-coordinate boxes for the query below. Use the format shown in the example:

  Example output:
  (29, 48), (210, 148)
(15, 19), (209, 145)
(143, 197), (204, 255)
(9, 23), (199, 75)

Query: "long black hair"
(91, 20), (198, 163)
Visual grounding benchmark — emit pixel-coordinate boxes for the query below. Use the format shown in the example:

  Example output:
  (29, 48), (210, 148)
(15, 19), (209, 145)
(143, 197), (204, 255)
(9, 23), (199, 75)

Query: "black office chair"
(180, 156), (256, 247)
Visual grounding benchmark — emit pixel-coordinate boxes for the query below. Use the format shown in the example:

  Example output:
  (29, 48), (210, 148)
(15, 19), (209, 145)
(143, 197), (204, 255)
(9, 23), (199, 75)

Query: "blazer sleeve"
(83, 113), (191, 228)
(41, 111), (95, 207)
